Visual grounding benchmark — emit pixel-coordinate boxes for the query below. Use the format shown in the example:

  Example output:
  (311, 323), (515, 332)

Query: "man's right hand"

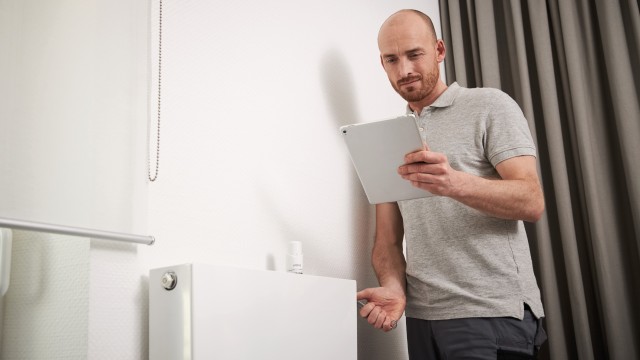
(356, 286), (406, 332)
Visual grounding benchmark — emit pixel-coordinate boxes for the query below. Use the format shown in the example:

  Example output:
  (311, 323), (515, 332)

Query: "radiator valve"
(161, 271), (177, 290)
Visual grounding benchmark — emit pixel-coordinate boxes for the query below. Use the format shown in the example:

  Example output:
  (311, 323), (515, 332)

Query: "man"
(356, 9), (547, 359)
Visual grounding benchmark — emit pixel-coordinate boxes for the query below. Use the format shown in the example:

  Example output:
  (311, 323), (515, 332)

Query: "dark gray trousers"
(406, 307), (547, 360)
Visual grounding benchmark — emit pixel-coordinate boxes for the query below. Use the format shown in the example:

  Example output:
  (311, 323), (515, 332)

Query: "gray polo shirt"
(399, 83), (544, 321)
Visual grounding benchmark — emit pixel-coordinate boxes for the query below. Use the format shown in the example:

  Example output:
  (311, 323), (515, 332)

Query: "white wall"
(141, 1), (441, 359)
(0, 0), (442, 359)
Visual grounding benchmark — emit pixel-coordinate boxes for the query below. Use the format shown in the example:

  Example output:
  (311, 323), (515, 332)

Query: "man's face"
(378, 17), (441, 104)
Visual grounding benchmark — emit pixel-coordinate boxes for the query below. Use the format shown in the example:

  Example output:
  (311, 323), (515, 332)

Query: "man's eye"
(385, 58), (397, 64)
(409, 53), (423, 59)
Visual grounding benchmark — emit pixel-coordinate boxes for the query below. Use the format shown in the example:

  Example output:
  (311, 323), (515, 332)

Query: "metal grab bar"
(0, 216), (155, 245)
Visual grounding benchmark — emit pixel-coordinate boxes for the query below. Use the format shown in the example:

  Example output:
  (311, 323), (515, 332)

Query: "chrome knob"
(161, 271), (177, 290)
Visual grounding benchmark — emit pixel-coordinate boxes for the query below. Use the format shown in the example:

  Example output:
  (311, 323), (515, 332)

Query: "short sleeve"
(484, 91), (537, 167)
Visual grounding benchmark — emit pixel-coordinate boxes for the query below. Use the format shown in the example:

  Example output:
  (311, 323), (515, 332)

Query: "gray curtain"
(438, 0), (640, 359)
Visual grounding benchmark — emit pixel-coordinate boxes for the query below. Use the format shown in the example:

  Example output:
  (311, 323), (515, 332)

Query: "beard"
(392, 67), (439, 103)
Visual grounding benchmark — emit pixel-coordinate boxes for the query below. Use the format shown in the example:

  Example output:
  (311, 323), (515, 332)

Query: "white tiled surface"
(1, 231), (89, 359)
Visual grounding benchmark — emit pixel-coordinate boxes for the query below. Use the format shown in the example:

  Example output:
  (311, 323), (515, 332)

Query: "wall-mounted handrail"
(0, 216), (155, 245)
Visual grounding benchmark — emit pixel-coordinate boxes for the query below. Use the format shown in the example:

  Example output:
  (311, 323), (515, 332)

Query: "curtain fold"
(439, 1), (640, 359)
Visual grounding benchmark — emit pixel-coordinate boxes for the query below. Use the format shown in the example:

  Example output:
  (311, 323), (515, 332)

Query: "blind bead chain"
(148, 0), (162, 182)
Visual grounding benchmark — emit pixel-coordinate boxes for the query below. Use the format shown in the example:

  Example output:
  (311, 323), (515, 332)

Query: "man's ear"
(436, 40), (446, 63)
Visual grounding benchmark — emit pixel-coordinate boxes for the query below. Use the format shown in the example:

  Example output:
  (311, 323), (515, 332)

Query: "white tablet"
(340, 114), (433, 204)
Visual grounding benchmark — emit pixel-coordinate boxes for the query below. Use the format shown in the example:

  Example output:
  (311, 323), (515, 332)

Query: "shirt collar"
(405, 82), (460, 115)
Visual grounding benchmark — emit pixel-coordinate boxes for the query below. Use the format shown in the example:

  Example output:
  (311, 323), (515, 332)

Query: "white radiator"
(149, 263), (357, 359)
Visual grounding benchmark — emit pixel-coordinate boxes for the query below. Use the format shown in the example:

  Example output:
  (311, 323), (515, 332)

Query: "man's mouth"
(398, 76), (421, 87)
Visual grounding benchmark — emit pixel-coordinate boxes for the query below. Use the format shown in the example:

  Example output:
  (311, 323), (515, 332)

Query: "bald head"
(378, 9), (437, 47)
(376, 9), (446, 111)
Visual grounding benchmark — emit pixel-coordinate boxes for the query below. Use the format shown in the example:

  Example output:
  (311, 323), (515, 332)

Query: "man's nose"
(397, 58), (412, 78)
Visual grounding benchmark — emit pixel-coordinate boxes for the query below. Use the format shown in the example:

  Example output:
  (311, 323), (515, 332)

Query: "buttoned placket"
(417, 107), (433, 143)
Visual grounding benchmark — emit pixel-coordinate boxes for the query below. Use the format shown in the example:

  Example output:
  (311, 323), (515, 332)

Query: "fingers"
(398, 151), (451, 195)
(356, 288), (372, 301)
(374, 311), (386, 329)
(358, 302), (380, 323)
(367, 306), (382, 327)
(382, 317), (397, 332)
(398, 163), (445, 177)
(389, 319), (398, 331)
(359, 302), (384, 328)
(359, 301), (375, 318)
(356, 287), (403, 332)
(398, 151), (447, 176)
(360, 303), (399, 332)
(366, 305), (389, 330)
(403, 150), (444, 165)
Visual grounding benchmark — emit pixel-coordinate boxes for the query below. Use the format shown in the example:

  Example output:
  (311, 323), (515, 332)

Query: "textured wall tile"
(1, 231), (89, 359)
